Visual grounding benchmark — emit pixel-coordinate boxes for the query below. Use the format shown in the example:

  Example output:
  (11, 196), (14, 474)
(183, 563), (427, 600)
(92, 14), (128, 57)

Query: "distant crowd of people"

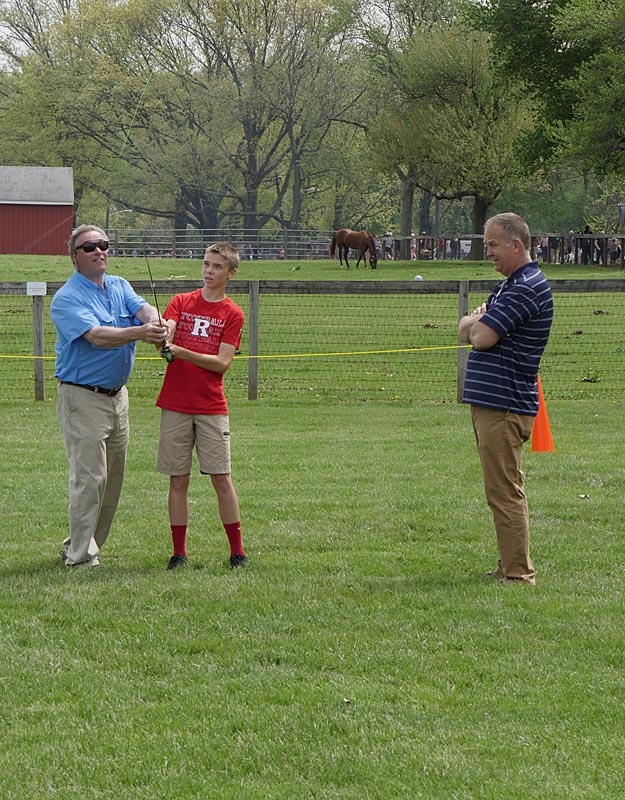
(378, 227), (624, 266)
(381, 231), (466, 260)
(534, 227), (622, 266)
(107, 229), (624, 266)
(109, 247), (200, 259)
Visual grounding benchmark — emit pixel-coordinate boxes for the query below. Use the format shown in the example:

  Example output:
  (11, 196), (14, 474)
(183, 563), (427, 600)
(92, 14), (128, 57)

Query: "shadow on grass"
(0, 552), (251, 580)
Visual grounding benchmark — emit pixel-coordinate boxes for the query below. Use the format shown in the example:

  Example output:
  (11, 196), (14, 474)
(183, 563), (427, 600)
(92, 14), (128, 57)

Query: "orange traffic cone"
(531, 374), (555, 452)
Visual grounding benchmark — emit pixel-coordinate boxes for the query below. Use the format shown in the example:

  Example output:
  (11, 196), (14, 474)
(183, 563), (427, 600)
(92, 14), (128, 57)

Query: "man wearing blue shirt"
(51, 225), (168, 567)
(459, 213), (553, 585)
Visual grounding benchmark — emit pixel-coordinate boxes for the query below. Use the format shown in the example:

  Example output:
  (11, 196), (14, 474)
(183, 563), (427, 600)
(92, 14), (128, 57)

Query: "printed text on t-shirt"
(176, 311), (225, 353)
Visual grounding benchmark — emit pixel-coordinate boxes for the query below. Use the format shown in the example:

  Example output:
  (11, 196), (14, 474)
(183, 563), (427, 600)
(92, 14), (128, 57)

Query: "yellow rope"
(1, 343), (471, 362)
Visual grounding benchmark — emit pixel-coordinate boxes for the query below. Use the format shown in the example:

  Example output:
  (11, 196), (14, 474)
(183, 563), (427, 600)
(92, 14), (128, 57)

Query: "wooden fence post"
(28, 282), (47, 402)
(457, 280), (469, 403)
(248, 281), (259, 400)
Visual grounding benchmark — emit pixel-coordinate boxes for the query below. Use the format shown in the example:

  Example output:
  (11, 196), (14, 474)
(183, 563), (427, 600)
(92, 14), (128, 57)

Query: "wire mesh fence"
(2, 280), (624, 403)
(107, 228), (333, 261)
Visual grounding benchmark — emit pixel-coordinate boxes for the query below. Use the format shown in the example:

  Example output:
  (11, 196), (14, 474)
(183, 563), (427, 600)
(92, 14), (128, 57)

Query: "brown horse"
(329, 228), (378, 269)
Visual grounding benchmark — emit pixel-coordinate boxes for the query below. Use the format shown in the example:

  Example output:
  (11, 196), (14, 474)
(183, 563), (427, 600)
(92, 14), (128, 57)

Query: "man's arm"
(468, 320), (501, 350)
(458, 303), (501, 350)
(135, 304), (161, 324)
(83, 303), (167, 348)
(458, 314), (476, 344)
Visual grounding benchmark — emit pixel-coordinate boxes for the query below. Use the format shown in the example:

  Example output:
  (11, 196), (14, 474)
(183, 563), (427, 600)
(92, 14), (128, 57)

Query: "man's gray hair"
(68, 224), (107, 257)
(485, 213), (531, 251)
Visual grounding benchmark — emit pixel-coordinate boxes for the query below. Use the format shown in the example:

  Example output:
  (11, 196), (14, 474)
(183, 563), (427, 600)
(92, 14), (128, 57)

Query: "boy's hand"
(160, 343), (175, 362)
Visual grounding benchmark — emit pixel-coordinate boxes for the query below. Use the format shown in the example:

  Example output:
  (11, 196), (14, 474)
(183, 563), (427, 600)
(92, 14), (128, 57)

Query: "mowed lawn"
(1, 396), (623, 799)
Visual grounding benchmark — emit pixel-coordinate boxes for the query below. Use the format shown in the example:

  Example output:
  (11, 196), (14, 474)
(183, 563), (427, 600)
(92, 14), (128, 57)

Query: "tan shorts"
(157, 409), (231, 475)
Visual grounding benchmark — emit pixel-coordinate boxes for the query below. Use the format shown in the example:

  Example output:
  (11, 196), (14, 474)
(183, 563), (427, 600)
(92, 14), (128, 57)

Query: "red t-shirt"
(156, 290), (244, 415)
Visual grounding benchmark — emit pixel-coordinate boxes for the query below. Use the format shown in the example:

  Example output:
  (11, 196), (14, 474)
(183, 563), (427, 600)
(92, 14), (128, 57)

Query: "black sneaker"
(229, 553), (249, 568)
(167, 554), (187, 570)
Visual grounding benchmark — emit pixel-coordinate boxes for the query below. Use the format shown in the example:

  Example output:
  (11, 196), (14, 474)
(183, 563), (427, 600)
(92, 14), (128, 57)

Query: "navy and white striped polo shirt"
(462, 262), (553, 416)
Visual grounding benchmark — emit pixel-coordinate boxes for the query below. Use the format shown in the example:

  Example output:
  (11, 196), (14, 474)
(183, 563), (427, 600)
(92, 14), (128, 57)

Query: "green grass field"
(0, 252), (622, 283)
(1, 253), (624, 797)
(1, 396), (624, 799)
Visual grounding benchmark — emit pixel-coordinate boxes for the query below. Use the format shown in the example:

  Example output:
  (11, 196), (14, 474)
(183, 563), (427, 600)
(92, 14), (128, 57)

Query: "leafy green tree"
(362, 0), (459, 254)
(472, 0), (595, 166)
(1, 0), (376, 237)
(367, 16), (532, 254)
(0, 0), (99, 214)
(552, 0), (625, 178)
(471, 0), (625, 232)
(145, 0), (377, 235)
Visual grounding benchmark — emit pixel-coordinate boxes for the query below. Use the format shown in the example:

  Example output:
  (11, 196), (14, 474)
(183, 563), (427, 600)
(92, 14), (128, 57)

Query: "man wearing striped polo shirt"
(459, 213), (553, 585)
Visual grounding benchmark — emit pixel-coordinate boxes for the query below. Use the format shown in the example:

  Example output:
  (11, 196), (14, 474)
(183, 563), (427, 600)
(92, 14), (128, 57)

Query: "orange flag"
(532, 374), (555, 452)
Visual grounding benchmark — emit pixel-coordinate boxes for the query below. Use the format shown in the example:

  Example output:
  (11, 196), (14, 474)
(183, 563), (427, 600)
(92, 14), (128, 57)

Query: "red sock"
(171, 525), (187, 557)
(224, 521), (244, 556)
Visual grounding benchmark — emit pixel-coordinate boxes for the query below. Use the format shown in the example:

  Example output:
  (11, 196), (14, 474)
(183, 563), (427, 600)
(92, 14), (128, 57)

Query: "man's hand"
(458, 303), (499, 349)
(471, 303), (487, 317)
(139, 322), (169, 345)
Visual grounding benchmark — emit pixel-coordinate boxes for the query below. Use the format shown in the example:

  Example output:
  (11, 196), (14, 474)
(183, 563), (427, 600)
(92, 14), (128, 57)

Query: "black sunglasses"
(75, 240), (109, 253)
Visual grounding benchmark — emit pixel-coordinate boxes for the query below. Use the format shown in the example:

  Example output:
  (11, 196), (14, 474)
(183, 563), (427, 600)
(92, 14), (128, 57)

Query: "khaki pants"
(57, 384), (129, 565)
(471, 405), (536, 581)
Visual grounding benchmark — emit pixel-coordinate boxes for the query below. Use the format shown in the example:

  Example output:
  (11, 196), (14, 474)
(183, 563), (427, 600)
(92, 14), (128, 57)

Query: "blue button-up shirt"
(50, 271), (148, 389)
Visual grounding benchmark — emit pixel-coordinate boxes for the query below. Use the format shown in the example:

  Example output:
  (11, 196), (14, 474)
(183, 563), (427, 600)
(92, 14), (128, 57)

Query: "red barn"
(0, 166), (74, 255)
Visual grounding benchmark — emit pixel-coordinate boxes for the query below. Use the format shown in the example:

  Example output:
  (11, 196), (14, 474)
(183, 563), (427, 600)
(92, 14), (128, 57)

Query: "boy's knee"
(171, 473), (190, 490)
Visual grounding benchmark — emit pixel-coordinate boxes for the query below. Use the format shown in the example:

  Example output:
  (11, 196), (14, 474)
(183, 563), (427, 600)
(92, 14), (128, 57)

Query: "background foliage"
(2, 0), (625, 241)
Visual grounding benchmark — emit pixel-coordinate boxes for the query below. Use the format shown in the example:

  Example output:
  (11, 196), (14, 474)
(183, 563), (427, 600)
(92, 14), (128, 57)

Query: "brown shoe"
(486, 568), (504, 578)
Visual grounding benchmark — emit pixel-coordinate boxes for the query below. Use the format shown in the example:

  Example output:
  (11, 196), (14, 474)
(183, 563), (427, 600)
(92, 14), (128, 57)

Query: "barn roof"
(0, 166), (74, 205)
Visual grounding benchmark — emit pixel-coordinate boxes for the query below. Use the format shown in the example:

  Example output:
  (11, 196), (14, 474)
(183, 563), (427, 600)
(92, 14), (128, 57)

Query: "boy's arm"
(164, 319), (177, 341)
(168, 341), (237, 375)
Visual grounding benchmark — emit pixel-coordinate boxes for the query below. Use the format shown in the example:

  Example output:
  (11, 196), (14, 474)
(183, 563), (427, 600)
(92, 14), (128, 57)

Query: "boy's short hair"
(205, 243), (240, 271)
(68, 224), (107, 257)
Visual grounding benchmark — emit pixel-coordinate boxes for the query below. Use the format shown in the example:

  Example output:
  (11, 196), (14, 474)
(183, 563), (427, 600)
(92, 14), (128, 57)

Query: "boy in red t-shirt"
(156, 243), (248, 570)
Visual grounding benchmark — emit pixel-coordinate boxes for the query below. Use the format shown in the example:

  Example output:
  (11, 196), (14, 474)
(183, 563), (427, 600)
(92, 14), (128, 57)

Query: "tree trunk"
(333, 180), (343, 231)
(471, 196), (489, 260)
(197, 198), (219, 231)
(174, 209), (187, 253)
(419, 190), (432, 235)
(400, 173), (415, 260)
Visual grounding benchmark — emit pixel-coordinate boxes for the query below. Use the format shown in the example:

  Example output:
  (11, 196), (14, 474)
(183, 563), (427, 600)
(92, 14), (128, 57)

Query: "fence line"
(2, 280), (625, 403)
(100, 228), (625, 266)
